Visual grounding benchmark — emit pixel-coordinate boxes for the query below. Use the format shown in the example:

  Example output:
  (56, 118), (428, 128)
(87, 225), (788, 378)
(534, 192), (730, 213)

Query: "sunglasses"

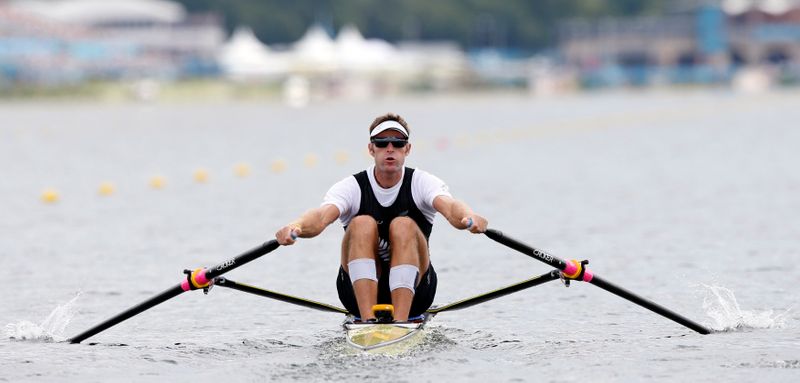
(370, 137), (408, 148)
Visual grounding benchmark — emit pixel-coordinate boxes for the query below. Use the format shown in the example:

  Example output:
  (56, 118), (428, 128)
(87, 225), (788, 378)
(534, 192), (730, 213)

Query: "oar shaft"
(484, 229), (711, 335)
(590, 275), (711, 334)
(69, 240), (281, 344)
(69, 285), (184, 344)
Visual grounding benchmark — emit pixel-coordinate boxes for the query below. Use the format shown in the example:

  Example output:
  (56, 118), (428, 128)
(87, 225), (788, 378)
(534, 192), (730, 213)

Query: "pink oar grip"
(194, 269), (209, 285)
(180, 268), (210, 291)
(562, 262), (578, 276)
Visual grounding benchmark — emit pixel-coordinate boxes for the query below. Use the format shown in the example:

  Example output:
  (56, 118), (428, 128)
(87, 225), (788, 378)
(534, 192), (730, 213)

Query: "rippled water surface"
(1, 90), (799, 382)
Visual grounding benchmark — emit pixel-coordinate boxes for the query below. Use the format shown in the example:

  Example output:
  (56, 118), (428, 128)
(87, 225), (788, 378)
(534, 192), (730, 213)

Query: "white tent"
(335, 24), (398, 72)
(291, 24), (337, 72)
(218, 26), (287, 80)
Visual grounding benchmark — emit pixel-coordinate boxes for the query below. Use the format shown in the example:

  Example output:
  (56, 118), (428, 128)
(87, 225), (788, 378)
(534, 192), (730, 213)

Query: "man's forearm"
(291, 208), (330, 238)
(446, 200), (473, 229)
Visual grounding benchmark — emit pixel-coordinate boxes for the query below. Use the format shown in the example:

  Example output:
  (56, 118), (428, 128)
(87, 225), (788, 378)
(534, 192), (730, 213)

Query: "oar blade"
(590, 275), (711, 334)
(69, 284), (185, 344)
(69, 240), (281, 344)
(484, 228), (711, 335)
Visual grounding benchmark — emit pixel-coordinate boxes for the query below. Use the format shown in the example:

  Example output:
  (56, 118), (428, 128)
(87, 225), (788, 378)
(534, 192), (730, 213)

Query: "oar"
(69, 240), (280, 344)
(484, 229), (711, 334)
(428, 270), (560, 314)
(214, 277), (349, 314)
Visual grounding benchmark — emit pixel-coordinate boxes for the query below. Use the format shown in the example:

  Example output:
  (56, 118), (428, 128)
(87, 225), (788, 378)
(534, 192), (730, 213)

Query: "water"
(1, 90), (799, 381)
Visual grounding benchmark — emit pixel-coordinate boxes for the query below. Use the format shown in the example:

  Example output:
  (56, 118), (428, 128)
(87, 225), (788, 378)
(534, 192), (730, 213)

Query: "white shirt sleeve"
(321, 176), (361, 226)
(411, 168), (452, 223)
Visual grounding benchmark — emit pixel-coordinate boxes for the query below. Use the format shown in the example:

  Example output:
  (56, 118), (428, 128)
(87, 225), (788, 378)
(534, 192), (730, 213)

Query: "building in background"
(4, 0), (800, 95)
(1, 0), (224, 86)
(1, 0), (470, 99)
(558, 0), (800, 89)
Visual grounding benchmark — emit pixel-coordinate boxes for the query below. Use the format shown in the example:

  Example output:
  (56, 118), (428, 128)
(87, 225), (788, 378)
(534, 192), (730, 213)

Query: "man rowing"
(275, 113), (488, 322)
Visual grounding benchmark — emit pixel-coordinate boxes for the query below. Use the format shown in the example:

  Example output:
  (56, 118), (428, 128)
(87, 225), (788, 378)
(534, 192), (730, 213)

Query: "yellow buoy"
(41, 188), (60, 204)
(455, 135), (470, 148)
(271, 159), (287, 173)
(304, 153), (318, 168)
(149, 175), (166, 189)
(335, 151), (349, 165)
(98, 182), (115, 196)
(234, 163), (251, 178)
(193, 168), (209, 183)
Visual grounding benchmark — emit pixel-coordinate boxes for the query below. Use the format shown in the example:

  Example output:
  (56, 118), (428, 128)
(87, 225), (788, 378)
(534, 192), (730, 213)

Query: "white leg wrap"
(389, 265), (419, 294)
(347, 258), (377, 283)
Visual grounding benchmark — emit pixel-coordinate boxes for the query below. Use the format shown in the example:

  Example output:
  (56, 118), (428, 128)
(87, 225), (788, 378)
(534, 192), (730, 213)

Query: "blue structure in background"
(559, 1), (800, 88)
(0, 37), (141, 84)
(697, 5), (727, 55)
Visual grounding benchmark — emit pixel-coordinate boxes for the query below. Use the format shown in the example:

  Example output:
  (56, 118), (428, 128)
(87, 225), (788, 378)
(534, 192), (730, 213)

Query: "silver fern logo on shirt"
(377, 238), (391, 261)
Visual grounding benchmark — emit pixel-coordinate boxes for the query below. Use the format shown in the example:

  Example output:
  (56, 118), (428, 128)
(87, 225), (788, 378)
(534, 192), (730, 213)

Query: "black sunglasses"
(370, 137), (408, 148)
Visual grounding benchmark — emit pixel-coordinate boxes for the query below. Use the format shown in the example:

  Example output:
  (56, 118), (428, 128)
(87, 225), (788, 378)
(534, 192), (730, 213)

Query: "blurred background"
(2, 0), (799, 101)
(2, 2), (799, 380)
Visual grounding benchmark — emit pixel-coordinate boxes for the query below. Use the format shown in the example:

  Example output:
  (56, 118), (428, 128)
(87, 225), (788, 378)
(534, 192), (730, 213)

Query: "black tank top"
(347, 167), (433, 261)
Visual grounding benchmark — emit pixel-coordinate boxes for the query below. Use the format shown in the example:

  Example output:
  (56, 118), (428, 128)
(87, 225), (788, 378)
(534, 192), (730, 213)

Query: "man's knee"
(347, 215), (378, 236)
(389, 216), (419, 240)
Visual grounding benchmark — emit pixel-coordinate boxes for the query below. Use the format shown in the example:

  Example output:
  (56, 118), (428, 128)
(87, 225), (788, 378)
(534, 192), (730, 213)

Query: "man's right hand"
(275, 224), (301, 245)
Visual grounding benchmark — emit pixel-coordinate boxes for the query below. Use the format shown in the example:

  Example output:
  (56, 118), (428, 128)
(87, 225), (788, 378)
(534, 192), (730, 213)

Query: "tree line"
(177, 0), (670, 50)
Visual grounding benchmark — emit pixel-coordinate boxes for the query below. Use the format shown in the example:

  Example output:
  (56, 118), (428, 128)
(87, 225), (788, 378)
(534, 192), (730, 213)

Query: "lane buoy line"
(36, 95), (772, 204)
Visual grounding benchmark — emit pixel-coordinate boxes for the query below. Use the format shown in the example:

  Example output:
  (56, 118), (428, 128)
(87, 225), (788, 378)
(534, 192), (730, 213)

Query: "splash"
(5, 293), (81, 342)
(700, 284), (788, 332)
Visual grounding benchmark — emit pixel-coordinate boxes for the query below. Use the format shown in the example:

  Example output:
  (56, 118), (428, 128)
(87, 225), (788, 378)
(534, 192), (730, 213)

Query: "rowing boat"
(343, 313), (432, 354)
(67, 230), (712, 348)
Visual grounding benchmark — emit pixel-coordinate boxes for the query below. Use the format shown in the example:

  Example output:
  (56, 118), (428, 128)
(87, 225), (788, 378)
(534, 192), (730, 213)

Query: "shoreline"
(1, 80), (799, 108)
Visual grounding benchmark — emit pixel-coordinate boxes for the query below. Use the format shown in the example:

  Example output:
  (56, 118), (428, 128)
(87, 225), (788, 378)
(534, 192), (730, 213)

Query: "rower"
(275, 113), (488, 322)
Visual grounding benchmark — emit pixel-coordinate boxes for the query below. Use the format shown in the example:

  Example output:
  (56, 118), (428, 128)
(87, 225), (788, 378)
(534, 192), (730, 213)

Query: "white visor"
(370, 120), (409, 138)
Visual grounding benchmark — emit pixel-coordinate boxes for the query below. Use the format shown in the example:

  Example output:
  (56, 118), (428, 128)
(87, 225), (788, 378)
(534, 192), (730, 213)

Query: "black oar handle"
(485, 229), (592, 281)
(205, 240), (280, 279)
(484, 228), (712, 335)
(181, 240), (281, 291)
(485, 229), (570, 270)
(69, 240), (281, 344)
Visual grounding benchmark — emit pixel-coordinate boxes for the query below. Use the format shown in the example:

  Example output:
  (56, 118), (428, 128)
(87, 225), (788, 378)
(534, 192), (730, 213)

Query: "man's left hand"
(461, 215), (487, 233)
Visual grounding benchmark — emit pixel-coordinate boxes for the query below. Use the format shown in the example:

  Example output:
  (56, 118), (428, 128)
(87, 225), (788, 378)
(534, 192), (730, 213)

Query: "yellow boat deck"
(343, 314), (431, 353)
